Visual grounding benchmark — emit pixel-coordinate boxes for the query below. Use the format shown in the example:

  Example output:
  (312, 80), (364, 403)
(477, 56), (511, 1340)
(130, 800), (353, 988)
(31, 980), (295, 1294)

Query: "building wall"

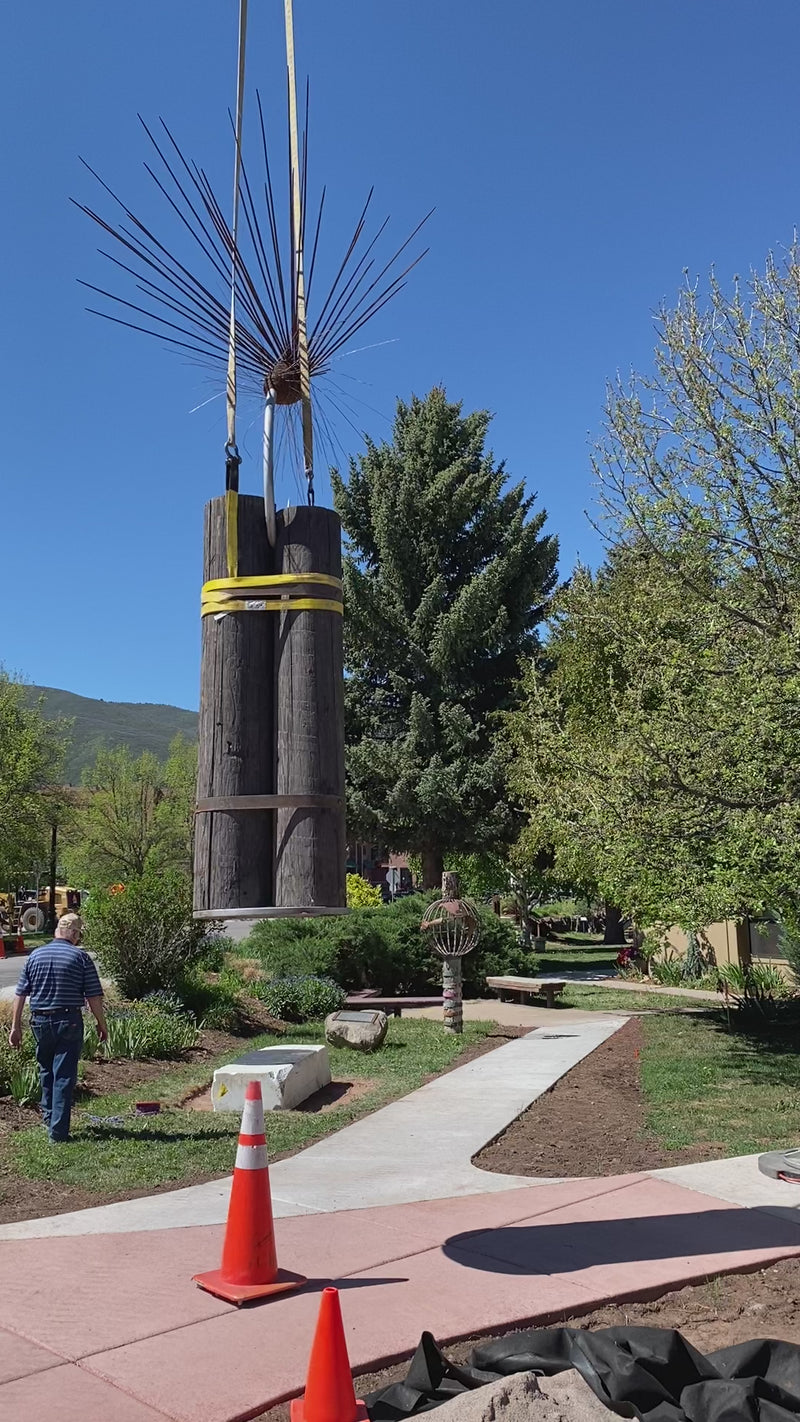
(664, 921), (748, 968)
(665, 920), (793, 981)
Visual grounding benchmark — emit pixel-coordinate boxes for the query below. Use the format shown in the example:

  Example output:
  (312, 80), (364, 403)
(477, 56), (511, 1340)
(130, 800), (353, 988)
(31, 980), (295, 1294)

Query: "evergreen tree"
(332, 388), (558, 887)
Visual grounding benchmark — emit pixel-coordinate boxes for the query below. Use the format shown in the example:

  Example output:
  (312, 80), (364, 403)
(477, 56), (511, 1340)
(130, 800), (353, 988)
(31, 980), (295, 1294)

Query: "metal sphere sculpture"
(421, 873), (480, 1034)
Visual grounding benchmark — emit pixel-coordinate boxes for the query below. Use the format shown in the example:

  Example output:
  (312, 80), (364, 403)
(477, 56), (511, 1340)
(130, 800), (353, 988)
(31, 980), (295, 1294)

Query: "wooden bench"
(485, 975), (567, 1009)
(345, 991), (443, 1018)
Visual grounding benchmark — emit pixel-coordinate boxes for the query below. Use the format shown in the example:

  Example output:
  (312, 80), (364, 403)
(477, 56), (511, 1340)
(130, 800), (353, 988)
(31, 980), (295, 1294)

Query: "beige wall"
(664, 920), (747, 968)
(664, 920), (793, 981)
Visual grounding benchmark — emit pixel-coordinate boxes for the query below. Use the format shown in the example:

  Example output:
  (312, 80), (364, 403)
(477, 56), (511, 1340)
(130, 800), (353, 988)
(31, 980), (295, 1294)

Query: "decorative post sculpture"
(421, 872), (480, 1034)
(75, 0), (429, 926)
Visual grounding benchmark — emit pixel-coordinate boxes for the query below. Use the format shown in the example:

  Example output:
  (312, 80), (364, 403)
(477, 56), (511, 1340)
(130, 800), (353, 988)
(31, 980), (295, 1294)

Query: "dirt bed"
(476, 1017), (727, 1177)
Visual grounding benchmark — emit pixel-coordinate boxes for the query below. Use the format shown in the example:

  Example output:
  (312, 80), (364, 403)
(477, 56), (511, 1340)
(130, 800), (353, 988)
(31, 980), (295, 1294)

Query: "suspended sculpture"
(76, 0), (429, 920)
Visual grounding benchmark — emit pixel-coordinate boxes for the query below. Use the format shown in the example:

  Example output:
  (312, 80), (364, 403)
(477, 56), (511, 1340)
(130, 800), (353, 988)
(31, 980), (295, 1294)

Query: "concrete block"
(211, 1045), (330, 1113)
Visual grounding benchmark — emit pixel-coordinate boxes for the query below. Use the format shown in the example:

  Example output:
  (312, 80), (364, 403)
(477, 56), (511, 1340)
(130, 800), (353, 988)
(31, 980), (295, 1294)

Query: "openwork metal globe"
(420, 873), (480, 1034)
(420, 897), (481, 959)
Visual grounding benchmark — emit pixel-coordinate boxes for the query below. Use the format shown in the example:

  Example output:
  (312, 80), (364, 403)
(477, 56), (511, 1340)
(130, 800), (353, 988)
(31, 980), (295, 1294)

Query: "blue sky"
(3, 1), (799, 709)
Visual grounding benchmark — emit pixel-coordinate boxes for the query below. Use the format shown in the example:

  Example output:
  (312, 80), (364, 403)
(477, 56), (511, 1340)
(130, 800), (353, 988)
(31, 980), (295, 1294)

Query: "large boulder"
(325, 1008), (388, 1053)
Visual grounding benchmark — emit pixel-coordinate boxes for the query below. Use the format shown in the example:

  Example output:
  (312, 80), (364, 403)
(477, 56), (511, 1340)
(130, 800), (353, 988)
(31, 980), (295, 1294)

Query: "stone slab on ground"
(6, 1175), (800, 1422)
(0, 1018), (627, 1239)
(211, 1044), (331, 1112)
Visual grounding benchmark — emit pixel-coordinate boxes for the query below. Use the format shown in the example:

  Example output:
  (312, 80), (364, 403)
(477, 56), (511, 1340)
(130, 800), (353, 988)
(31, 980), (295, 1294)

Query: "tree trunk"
(421, 848), (443, 891)
(603, 903), (626, 945)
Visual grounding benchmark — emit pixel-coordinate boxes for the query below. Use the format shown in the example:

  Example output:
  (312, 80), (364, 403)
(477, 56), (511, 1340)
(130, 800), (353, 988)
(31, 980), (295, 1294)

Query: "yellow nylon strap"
(203, 573), (342, 593)
(225, 489), (239, 581)
(284, 0), (313, 483)
(202, 595), (342, 617)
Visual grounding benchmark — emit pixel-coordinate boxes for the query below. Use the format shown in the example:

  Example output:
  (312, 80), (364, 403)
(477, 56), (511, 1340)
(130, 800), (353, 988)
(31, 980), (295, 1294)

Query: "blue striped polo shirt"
(15, 941), (103, 1012)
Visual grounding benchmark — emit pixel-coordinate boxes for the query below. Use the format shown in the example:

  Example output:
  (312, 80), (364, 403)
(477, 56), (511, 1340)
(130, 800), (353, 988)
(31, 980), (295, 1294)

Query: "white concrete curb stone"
(211, 1044), (331, 1112)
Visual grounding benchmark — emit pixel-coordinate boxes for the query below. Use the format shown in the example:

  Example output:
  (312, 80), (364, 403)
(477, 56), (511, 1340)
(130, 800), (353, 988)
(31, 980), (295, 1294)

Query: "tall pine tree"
(332, 388), (558, 887)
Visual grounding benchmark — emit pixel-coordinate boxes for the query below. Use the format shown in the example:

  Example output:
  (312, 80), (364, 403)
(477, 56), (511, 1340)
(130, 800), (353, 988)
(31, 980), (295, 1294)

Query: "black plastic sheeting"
(365, 1326), (800, 1420)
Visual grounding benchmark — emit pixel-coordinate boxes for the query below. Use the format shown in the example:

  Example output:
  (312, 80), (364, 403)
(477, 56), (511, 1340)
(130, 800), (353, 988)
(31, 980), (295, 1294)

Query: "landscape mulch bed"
(475, 1017), (727, 1178)
(253, 1256), (800, 1421)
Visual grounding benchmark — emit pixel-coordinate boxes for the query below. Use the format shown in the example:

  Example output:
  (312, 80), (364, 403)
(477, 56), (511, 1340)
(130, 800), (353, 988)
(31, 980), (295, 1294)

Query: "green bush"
(254, 974), (345, 1023)
(83, 1004), (198, 1060)
(243, 896), (525, 997)
(83, 871), (210, 999)
(9, 1061), (41, 1106)
(173, 965), (242, 1031)
(0, 1030), (38, 1096)
(346, 874), (383, 908)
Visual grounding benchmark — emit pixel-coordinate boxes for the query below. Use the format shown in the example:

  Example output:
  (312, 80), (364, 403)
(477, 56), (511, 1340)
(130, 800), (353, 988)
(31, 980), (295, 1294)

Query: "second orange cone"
(291, 1288), (368, 1422)
(193, 1079), (307, 1304)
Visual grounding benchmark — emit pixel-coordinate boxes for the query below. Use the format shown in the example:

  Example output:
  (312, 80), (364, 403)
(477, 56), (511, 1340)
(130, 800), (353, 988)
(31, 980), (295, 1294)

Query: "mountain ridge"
(25, 685), (198, 784)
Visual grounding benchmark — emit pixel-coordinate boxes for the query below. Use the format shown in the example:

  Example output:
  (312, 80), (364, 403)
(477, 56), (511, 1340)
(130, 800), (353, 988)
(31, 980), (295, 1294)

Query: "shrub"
(83, 871), (210, 999)
(141, 989), (190, 1018)
(9, 1061), (41, 1106)
(171, 966), (241, 1032)
(346, 874), (383, 909)
(254, 974), (345, 1023)
(717, 961), (791, 1019)
(83, 1004), (198, 1060)
(244, 896), (526, 998)
(195, 933), (234, 972)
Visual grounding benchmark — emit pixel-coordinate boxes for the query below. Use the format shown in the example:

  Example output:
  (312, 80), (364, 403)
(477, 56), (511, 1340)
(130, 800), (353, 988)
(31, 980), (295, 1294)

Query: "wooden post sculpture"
(421, 874), (480, 1034)
(75, 0), (428, 922)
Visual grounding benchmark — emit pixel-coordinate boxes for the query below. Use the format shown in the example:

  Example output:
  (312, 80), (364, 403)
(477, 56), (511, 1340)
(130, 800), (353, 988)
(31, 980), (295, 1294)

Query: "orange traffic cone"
(291, 1288), (368, 1422)
(193, 1080), (306, 1304)
(0, 937), (5, 959)
(16, 935), (24, 955)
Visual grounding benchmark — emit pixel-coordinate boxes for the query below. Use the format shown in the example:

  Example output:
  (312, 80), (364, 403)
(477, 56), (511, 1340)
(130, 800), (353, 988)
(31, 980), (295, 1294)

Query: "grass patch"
(536, 944), (619, 974)
(7, 1017), (495, 1198)
(640, 1011), (800, 1155)
(560, 985), (700, 1013)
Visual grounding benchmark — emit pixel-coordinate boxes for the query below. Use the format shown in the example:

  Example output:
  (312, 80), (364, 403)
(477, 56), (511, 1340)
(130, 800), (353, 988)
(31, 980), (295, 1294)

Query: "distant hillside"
(26, 686), (198, 785)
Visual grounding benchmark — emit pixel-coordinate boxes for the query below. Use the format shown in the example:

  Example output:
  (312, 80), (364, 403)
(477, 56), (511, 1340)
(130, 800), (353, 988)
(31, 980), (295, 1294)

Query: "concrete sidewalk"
(0, 1015), (626, 1238)
(5, 1011), (800, 1420)
(4, 1170), (800, 1421)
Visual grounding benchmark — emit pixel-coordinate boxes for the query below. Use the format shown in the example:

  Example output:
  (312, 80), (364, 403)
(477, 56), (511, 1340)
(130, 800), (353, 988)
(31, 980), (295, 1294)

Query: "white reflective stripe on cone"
(241, 1097), (266, 1136)
(235, 1143), (269, 1171)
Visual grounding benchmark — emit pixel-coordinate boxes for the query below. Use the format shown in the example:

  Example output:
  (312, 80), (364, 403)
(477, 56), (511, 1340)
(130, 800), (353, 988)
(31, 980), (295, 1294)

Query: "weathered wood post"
(194, 495), (275, 919)
(274, 505), (347, 913)
(193, 498), (346, 922)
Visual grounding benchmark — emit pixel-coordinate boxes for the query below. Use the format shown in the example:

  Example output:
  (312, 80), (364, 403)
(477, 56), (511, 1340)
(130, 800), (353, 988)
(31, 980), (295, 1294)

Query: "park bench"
(345, 990), (444, 1018)
(485, 975), (567, 1009)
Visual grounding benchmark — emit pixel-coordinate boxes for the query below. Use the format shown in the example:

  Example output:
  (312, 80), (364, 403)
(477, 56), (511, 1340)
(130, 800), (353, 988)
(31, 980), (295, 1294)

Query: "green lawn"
(640, 1011), (800, 1156)
(560, 985), (697, 1013)
(536, 943), (619, 975)
(6, 1017), (494, 1198)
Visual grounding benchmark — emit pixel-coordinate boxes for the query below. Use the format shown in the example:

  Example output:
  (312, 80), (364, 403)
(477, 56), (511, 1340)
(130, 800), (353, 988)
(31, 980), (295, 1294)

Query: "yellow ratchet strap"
(201, 573), (343, 618)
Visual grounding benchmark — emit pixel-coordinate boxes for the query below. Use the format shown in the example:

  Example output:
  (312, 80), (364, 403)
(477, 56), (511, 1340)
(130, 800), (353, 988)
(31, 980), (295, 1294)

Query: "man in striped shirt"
(8, 913), (108, 1143)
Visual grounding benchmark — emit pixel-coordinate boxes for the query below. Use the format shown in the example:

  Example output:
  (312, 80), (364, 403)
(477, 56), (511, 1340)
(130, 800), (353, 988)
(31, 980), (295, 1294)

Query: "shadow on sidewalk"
(442, 1207), (800, 1274)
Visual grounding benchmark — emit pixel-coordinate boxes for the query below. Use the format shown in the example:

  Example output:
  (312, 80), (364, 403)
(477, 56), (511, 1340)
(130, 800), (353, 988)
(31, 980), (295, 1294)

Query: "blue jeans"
(31, 1011), (83, 1141)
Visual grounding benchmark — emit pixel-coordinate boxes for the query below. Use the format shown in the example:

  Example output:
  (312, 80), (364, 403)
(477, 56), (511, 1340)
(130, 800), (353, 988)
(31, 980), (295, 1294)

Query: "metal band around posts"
(195, 794), (344, 813)
(193, 905), (348, 920)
